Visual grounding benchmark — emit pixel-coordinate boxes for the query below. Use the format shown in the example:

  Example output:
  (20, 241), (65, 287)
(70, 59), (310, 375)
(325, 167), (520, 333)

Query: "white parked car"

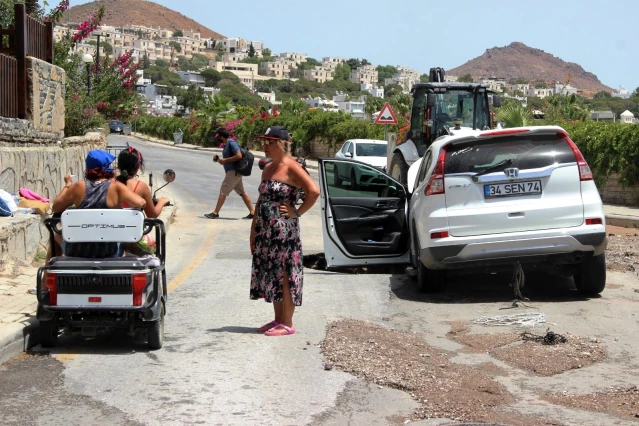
(319, 126), (608, 295)
(334, 139), (388, 188)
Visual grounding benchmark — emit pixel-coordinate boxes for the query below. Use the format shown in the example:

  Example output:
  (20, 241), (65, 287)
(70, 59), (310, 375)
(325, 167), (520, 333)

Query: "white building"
(621, 110), (635, 124)
(385, 66), (421, 93)
(333, 93), (366, 119)
(176, 71), (206, 88)
(322, 57), (346, 69)
(480, 76), (507, 93)
(218, 37), (263, 56)
(613, 86), (631, 99)
(526, 87), (554, 98)
(304, 97), (339, 112)
(350, 65), (378, 85)
(280, 52), (307, 65)
(303, 67), (333, 83)
(361, 83), (384, 98)
(553, 83), (578, 96)
(209, 58), (259, 89)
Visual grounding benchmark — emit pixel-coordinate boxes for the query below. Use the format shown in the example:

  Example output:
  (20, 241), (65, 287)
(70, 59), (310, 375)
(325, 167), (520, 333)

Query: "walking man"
(205, 128), (255, 219)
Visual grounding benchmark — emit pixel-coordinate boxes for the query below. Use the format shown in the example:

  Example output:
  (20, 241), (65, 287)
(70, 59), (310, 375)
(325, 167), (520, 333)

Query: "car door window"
(341, 141), (350, 154)
(347, 143), (354, 156)
(416, 151), (433, 187)
(324, 159), (404, 199)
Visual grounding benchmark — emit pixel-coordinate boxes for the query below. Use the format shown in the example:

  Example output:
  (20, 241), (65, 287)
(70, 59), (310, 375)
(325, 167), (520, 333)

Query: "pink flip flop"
(264, 323), (296, 336)
(257, 321), (278, 333)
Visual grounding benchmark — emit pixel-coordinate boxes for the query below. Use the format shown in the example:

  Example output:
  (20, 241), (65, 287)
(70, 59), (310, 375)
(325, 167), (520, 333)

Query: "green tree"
(594, 91), (612, 99)
(248, 42), (256, 58)
(384, 84), (403, 98)
(141, 54), (151, 69)
(262, 47), (272, 56)
(88, 39), (112, 54)
(376, 65), (398, 82)
(496, 100), (533, 128)
(169, 41), (181, 64)
(306, 57), (320, 67)
(365, 96), (385, 117)
(281, 98), (308, 115)
(361, 58), (371, 66)
(155, 58), (169, 67)
(346, 58), (361, 70)
(196, 94), (235, 121)
(458, 73), (474, 83)
(173, 29), (183, 37)
(420, 73), (429, 82)
(201, 68), (221, 87)
(176, 84), (205, 111)
(333, 62), (351, 81)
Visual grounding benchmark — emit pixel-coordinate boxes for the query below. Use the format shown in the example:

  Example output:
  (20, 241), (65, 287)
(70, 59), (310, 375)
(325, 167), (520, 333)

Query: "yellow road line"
(55, 222), (216, 363)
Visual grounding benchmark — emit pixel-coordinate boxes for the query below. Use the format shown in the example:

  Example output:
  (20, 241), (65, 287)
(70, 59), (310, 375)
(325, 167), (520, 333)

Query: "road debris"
(472, 312), (546, 327)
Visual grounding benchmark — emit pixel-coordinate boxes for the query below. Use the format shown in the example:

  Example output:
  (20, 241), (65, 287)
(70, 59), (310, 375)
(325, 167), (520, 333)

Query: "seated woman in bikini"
(116, 147), (169, 218)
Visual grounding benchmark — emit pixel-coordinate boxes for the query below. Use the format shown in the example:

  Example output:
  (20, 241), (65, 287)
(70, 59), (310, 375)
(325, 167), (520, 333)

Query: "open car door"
(319, 158), (410, 269)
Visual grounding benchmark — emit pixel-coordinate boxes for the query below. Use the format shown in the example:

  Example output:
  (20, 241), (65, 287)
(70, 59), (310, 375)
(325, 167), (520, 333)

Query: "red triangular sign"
(375, 102), (398, 125)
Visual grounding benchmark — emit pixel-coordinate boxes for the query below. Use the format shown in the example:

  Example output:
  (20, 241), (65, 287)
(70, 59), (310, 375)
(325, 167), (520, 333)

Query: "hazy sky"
(66, 0), (638, 92)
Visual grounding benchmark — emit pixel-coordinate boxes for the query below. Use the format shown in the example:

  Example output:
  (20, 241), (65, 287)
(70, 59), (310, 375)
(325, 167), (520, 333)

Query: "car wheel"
(574, 254), (606, 296)
(417, 259), (444, 293)
(147, 307), (165, 350)
(389, 152), (409, 185)
(350, 170), (358, 190)
(333, 163), (342, 187)
(40, 317), (58, 348)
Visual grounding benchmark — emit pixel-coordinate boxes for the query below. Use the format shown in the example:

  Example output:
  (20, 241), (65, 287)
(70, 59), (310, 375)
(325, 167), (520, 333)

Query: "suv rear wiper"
(473, 158), (514, 178)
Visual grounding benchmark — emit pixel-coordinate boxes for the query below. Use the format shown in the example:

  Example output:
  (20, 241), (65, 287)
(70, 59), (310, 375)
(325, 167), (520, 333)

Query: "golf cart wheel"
(417, 260), (444, 293)
(40, 318), (58, 348)
(574, 254), (606, 296)
(389, 152), (409, 185)
(147, 309), (165, 350)
(333, 163), (342, 187)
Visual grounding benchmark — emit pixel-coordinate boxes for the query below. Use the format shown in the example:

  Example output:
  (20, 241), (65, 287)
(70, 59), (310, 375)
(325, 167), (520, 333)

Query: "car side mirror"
(493, 95), (502, 108)
(427, 93), (437, 107)
(345, 152), (353, 158)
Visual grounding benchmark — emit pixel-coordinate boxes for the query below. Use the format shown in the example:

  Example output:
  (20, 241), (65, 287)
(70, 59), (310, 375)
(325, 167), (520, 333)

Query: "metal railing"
(0, 4), (53, 119)
(0, 54), (18, 118)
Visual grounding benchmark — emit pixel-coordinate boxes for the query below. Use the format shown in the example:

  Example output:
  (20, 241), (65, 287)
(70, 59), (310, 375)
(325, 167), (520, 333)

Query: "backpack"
(235, 147), (254, 177)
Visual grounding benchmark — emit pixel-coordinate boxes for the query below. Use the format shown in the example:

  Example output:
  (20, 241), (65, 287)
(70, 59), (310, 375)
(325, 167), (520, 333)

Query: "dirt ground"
(319, 225), (639, 425)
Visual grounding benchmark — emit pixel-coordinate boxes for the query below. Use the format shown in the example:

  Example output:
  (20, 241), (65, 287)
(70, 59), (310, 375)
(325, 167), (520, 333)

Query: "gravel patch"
(606, 231), (639, 274)
(491, 332), (607, 376)
(544, 386), (639, 421)
(320, 319), (555, 425)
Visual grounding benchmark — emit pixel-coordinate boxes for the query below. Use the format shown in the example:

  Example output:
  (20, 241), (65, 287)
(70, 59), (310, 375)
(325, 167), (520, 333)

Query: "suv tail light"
(585, 218), (603, 225)
(558, 131), (593, 181)
(45, 273), (57, 305)
(132, 274), (148, 306)
(425, 146), (448, 195)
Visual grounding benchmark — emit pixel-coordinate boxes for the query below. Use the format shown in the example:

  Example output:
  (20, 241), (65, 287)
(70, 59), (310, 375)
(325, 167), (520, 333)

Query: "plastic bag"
(123, 234), (156, 256)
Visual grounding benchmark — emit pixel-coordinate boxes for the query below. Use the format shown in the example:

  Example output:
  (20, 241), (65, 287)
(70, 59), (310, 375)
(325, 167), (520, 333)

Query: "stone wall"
(27, 57), (65, 138)
(309, 138), (339, 158)
(600, 173), (639, 206)
(0, 132), (106, 201)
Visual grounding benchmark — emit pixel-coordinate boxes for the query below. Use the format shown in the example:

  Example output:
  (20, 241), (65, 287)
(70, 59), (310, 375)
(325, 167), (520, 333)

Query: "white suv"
(318, 126), (608, 295)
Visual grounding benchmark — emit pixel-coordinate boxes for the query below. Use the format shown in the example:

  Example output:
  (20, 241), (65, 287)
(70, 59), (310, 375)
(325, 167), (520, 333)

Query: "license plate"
(484, 180), (542, 198)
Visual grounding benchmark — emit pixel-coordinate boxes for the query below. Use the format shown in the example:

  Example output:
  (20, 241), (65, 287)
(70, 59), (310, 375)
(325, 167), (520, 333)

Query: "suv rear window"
(445, 134), (576, 174)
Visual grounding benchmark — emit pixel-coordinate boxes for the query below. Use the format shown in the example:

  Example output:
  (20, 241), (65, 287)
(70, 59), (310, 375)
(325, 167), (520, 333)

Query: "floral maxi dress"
(250, 180), (304, 306)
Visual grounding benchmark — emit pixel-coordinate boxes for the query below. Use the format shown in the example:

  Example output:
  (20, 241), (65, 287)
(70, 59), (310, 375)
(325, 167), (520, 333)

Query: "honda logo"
(504, 168), (519, 178)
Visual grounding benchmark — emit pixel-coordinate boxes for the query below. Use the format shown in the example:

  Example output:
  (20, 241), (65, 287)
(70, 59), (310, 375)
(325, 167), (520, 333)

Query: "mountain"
(448, 42), (612, 95)
(64, 0), (224, 40)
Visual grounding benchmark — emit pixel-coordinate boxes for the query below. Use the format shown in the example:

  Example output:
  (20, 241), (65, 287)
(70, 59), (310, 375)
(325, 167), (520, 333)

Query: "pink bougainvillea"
(45, 0), (69, 23)
(71, 6), (105, 43)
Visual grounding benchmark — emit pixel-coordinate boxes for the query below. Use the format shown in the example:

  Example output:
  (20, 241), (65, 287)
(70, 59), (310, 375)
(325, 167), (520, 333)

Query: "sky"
(66, 0), (639, 92)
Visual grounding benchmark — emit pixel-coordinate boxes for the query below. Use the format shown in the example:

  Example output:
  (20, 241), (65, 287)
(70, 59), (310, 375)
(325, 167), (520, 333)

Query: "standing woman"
(250, 126), (320, 336)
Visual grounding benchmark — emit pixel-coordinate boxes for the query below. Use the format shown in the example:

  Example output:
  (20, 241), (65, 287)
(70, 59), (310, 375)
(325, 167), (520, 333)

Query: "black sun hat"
(257, 126), (289, 141)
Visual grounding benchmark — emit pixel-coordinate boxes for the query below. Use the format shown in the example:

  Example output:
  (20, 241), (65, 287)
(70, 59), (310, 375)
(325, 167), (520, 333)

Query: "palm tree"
(196, 94), (236, 121)
(496, 102), (533, 128)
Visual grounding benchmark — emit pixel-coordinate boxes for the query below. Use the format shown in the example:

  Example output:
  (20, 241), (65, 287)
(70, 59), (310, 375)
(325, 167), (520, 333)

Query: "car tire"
(417, 260), (444, 293)
(350, 170), (358, 190)
(333, 163), (342, 187)
(147, 307), (165, 350)
(389, 152), (409, 185)
(574, 254), (606, 296)
(40, 317), (58, 348)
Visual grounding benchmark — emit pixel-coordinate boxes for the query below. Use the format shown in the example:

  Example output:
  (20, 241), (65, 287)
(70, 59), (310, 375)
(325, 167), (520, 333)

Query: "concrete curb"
(130, 132), (320, 171)
(605, 215), (639, 229)
(0, 200), (178, 365)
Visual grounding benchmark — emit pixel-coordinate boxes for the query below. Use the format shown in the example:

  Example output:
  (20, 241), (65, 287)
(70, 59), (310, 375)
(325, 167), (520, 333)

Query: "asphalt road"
(3, 135), (639, 425)
(0, 135), (418, 426)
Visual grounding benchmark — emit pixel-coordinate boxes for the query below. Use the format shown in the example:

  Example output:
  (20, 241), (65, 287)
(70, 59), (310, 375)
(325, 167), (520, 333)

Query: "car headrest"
(61, 209), (144, 243)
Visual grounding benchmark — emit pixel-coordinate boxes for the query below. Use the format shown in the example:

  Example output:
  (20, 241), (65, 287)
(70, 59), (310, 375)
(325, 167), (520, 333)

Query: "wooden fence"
(0, 4), (53, 119)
